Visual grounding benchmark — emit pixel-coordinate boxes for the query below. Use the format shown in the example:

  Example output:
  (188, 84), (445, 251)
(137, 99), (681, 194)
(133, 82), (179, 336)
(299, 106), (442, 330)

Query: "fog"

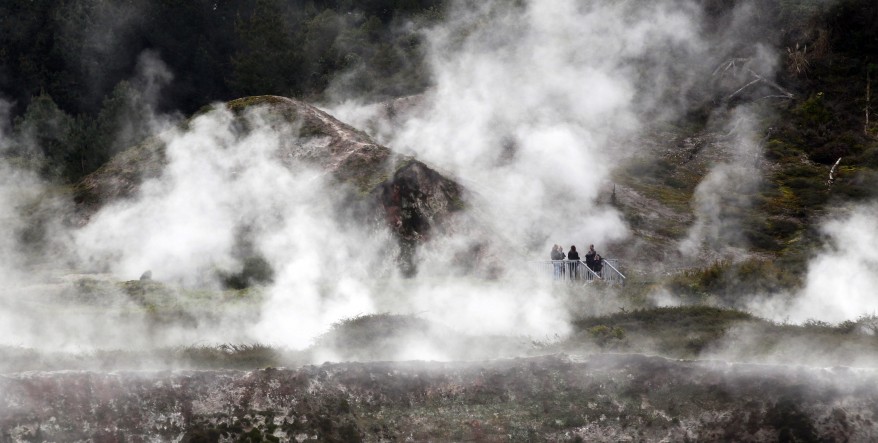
(679, 106), (764, 258)
(0, 0), (877, 366)
(748, 203), (878, 324)
(333, 0), (711, 250)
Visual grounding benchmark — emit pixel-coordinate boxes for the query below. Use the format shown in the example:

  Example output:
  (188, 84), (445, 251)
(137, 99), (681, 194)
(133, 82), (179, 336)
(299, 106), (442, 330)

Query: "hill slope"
(72, 96), (467, 274)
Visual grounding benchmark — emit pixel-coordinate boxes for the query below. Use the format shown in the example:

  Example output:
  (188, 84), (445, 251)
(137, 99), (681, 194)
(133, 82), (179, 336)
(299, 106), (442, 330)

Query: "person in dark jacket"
(567, 246), (580, 280)
(584, 244), (596, 271)
(593, 254), (603, 278)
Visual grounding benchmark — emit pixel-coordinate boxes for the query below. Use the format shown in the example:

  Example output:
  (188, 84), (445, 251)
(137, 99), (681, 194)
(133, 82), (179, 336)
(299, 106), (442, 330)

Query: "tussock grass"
(663, 259), (801, 305)
(563, 306), (878, 363)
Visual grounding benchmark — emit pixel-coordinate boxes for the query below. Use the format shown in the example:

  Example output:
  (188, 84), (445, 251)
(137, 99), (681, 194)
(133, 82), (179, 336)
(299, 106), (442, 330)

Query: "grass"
(4, 303), (878, 374)
(560, 306), (878, 363)
(662, 259), (802, 305)
(0, 343), (303, 372)
(225, 95), (290, 114)
(615, 164), (695, 215)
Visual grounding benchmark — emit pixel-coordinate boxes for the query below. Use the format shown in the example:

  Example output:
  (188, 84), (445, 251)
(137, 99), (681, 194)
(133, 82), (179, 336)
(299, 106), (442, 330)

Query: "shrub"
(795, 93), (833, 127)
(765, 140), (799, 160)
(809, 142), (850, 165)
(588, 325), (626, 347)
(767, 218), (801, 238)
(665, 259), (800, 305)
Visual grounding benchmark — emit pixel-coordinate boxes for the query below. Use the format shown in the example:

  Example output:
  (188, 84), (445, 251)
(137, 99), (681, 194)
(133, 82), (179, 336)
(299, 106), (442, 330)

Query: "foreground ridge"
(2, 354), (873, 442)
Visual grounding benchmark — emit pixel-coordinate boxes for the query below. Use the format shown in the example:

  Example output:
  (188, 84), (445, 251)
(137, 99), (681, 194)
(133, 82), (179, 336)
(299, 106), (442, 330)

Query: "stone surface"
(2, 354), (876, 442)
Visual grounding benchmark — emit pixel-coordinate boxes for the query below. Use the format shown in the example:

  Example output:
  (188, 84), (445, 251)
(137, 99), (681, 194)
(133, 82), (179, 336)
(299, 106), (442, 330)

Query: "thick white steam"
(334, 0), (712, 251)
(14, 0), (868, 358)
(752, 204), (878, 323)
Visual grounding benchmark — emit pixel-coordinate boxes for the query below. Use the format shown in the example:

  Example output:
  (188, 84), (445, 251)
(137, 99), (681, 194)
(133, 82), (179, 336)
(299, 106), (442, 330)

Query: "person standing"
(550, 245), (565, 279)
(593, 254), (604, 278)
(567, 245), (580, 280)
(585, 244), (597, 271)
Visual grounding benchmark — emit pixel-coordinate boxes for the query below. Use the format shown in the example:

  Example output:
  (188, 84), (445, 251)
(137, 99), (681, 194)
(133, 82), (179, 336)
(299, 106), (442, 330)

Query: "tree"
(230, 0), (304, 97)
(12, 92), (75, 179)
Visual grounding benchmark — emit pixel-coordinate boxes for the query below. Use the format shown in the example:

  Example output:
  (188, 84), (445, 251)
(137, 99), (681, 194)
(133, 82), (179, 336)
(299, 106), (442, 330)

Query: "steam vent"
(6, 0), (878, 441)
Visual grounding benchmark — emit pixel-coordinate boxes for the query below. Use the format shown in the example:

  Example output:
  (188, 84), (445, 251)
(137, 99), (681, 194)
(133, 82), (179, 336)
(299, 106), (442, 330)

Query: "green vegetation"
(0, 343), (298, 372)
(6, 305), (877, 372)
(609, 0), (878, 297)
(560, 306), (878, 363)
(569, 306), (754, 356)
(663, 259), (800, 305)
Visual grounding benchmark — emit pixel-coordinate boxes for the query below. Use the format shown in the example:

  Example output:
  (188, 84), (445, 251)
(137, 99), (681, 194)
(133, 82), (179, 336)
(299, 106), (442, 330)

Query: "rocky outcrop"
(71, 96), (466, 273)
(2, 354), (876, 442)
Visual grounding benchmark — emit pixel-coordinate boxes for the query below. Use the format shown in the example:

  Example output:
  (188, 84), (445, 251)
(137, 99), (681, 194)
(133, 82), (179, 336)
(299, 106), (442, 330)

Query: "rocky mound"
(2, 354), (875, 442)
(72, 96), (467, 273)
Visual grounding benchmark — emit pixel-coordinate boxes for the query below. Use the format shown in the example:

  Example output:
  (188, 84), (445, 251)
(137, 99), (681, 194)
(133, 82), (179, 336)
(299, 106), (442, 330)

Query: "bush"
(765, 140), (800, 160)
(860, 146), (878, 167)
(767, 218), (801, 238)
(664, 259), (800, 305)
(795, 93), (833, 127)
(588, 325), (626, 347)
(809, 142), (850, 165)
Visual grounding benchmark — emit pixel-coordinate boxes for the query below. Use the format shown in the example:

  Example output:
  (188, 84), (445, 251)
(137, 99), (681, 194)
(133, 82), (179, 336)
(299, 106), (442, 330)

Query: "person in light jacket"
(550, 245), (565, 279)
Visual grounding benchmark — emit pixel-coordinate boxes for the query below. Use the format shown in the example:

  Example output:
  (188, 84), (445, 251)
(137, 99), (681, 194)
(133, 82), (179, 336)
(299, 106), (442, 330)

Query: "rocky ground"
(2, 354), (876, 442)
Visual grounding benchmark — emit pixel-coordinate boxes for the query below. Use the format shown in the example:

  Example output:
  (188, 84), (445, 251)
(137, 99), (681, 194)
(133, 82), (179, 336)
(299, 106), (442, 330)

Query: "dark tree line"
(0, 0), (444, 182)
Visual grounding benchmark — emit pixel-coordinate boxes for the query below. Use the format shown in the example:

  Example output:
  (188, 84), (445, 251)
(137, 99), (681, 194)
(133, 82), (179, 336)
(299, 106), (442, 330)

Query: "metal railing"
(528, 259), (626, 285)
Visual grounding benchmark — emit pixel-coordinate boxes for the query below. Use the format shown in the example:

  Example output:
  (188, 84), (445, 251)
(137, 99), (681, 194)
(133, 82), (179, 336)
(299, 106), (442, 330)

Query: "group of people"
(550, 244), (604, 280)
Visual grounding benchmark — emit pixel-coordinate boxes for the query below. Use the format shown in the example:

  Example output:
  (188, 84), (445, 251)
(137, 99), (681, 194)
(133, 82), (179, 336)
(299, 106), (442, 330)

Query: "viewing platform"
(529, 259), (626, 285)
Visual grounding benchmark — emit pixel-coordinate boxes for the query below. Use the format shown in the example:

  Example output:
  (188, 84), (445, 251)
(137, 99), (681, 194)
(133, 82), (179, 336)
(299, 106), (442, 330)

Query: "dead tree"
(828, 157), (841, 187)
(866, 67), (872, 136)
(714, 57), (795, 101)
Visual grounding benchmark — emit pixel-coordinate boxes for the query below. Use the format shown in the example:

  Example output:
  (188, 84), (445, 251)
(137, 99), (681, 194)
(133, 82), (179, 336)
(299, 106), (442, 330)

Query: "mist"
(747, 203), (878, 324)
(8, 2), (878, 441)
(1, 0), (875, 364)
(332, 0), (722, 254)
(679, 106), (764, 258)
(0, 0), (700, 355)
(2, 0), (757, 353)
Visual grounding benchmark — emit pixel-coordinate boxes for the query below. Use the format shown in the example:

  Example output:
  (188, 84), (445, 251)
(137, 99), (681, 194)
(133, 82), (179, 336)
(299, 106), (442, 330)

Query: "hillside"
(4, 0), (878, 442)
(72, 96), (468, 276)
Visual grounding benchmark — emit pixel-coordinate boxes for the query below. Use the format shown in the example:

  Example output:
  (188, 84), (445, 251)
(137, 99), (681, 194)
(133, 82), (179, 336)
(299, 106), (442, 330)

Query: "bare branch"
(715, 57), (795, 102)
(727, 78), (762, 101)
(828, 157), (842, 187)
(744, 68), (795, 99)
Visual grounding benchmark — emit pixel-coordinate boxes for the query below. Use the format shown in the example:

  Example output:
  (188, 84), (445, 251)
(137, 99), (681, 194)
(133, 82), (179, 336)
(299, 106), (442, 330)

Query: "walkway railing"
(528, 259), (626, 285)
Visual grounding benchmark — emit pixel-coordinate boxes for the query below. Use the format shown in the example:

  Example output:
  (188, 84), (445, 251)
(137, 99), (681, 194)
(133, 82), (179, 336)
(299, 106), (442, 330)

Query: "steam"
(751, 204), (878, 324)
(0, 101), (42, 282)
(60, 0), (712, 353)
(6, 0), (873, 365)
(134, 50), (175, 108)
(679, 106), (764, 257)
(56, 0), (148, 104)
(333, 0), (716, 252)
